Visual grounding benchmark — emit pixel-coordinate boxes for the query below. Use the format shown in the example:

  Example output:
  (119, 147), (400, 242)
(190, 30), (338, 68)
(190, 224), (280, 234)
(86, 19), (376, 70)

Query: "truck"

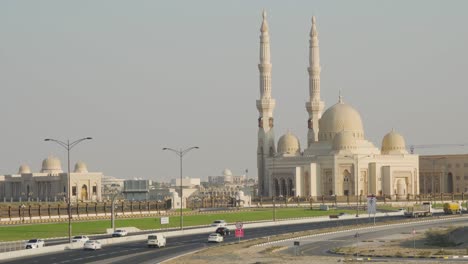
(404, 202), (432, 217)
(443, 202), (462, 214)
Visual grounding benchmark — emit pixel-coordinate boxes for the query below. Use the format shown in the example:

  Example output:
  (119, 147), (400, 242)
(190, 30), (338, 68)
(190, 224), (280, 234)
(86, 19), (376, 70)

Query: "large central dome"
(318, 100), (364, 141)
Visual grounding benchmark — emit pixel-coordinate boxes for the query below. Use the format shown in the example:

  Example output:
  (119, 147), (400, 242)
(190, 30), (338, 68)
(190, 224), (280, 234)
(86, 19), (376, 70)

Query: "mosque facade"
(0, 157), (103, 202)
(256, 12), (419, 200)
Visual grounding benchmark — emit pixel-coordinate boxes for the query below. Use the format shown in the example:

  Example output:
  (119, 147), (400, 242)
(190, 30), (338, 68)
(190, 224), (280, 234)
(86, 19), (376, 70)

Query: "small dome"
(318, 101), (365, 141)
(381, 129), (408, 154)
(18, 164), (31, 174)
(74, 161), (88, 173)
(41, 156), (63, 173)
(333, 131), (357, 151)
(222, 169), (232, 176)
(277, 131), (301, 155)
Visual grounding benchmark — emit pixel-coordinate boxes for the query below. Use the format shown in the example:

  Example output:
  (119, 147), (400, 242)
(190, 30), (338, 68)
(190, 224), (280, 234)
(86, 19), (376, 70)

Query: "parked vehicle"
(84, 240), (102, 250)
(210, 220), (227, 228)
(147, 234), (166, 248)
(215, 227), (231, 237)
(404, 202), (432, 217)
(208, 233), (224, 243)
(25, 239), (45, 249)
(112, 229), (128, 237)
(71, 235), (90, 243)
(443, 202), (462, 214)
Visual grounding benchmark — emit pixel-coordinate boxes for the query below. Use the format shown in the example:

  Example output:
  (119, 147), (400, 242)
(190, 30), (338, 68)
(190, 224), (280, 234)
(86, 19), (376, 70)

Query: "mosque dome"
(333, 131), (357, 151)
(318, 100), (364, 141)
(41, 156), (63, 173)
(74, 161), (88, 173)
(18, 164), (31, 174)
(222, 169), (233, 176)
(381, 129), (408, 154)
(277, 131), (301, 155)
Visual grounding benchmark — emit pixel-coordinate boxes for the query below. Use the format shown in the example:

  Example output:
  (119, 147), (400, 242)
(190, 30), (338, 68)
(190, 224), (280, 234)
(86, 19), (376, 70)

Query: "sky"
(1, 1), (467, 182)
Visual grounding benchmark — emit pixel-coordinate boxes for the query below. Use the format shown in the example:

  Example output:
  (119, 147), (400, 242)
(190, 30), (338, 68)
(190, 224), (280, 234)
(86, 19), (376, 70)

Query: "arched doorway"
(447, 172), (453, 193)
(81, 185), (88, 201)
(281, 178), (286, 196)
(288, 179), (294, 196)
(274, 179), (280, 197)
(343, 170), (351, 196)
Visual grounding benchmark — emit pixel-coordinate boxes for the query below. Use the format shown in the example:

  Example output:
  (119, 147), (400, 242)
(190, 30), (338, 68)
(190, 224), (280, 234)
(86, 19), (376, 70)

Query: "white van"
(147, 234), (166, 248)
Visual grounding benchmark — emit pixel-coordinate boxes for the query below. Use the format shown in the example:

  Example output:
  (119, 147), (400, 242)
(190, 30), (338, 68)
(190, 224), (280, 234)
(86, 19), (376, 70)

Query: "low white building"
(208, 169), (246, 186)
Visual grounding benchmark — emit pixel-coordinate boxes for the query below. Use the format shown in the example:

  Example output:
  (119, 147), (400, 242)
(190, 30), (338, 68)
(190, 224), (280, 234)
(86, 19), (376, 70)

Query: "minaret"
(256, 10), (276, 197)
(305, 16), (325, 146)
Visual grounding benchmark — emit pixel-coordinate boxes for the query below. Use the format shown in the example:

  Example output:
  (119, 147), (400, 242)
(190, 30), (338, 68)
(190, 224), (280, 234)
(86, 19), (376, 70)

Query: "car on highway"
(207, 233), (224, 243)
(112, 229), (128, 237)
(210, 220), (227, 228)
(83, 240), (102, 250)
(71, 235), (89, 243)
(215, 227), (231, 237)
(147, 234), (166, 248)
(25, 239), (45, 249)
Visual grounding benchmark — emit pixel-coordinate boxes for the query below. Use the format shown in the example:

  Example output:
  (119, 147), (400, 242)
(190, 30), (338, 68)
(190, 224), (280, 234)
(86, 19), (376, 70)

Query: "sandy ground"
(164, 240), (463, 264)
(164, 222), (468, 264)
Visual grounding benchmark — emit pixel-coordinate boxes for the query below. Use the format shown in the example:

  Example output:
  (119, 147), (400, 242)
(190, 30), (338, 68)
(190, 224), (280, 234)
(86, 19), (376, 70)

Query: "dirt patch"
(333, 224), (468, 258)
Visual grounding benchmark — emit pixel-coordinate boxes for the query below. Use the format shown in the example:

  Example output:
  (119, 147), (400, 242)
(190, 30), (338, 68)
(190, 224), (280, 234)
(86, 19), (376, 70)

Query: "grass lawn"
(0, 207), (357, 241)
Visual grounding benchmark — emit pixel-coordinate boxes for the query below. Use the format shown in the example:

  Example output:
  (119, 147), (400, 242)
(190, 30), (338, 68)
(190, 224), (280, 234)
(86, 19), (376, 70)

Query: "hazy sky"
(1, 1), (467, 181)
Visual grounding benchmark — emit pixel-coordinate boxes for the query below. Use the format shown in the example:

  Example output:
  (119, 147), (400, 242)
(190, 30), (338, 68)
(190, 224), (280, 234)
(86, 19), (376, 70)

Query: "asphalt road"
(0, 214), (411, 264)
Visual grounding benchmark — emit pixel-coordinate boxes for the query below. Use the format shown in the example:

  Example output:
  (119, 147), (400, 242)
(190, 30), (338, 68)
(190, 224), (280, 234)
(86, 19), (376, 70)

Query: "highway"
(0, 214), (409, 264)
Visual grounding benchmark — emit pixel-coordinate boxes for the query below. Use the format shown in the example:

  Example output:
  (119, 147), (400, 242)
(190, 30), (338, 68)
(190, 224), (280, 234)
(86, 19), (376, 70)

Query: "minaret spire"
(256, 10), (276, 197)
(305, 16), (325, 146)
(259, 9), (272, 98)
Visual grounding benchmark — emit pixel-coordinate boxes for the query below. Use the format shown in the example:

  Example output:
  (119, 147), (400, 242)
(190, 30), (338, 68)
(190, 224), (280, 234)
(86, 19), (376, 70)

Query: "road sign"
(235, 228), (244, 238)
(367, 195), (377, 214)
(235, 221), (243, 229)
(160, 217), (169, 225)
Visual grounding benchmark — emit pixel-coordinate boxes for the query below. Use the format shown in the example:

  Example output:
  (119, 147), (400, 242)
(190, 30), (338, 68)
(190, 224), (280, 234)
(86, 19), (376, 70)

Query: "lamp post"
(110, 190), (121, 232)
(44, 137), (92, 243)
(345, 155), (371, 217)
(20, 204), (25, 223)
(163, 146), (199, 230)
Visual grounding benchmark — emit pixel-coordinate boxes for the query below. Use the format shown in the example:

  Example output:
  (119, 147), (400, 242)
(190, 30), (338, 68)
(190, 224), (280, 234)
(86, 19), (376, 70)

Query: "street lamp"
(44, 137), (92, 243)
(344, 155), (371, 217)
(110, 190), (121, 232)
(163, 146), (199, 230)
(20, 204), (25, 223)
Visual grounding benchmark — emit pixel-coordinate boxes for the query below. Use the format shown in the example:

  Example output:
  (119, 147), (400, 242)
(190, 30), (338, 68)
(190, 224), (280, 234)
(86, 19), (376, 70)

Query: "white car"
(207, 233), (224, 243)
(25, 239), (45, 249)
(147, 234), (166, 248)
(112, 229), (128, 237)
(210, 220), (227, 228)
(84, 240), (102, 250)
(71, 235), (90, 243)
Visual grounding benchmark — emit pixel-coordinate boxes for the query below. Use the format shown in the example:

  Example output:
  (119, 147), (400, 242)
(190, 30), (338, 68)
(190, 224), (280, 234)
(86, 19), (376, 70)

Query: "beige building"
(419, 154), (468, 194)
(256, 13), (419, 200)
(208, 169), (247, 186)
(0, 157), (103, 202)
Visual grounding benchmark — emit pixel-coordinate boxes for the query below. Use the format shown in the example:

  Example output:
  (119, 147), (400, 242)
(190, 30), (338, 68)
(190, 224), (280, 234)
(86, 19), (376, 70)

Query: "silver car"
(84, 240), (102, 250)
(25, 239), (45, 249)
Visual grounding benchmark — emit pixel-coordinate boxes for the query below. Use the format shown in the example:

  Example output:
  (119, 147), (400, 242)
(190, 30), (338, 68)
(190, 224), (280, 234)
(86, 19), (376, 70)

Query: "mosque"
(0, 157), (103, 202)
(256, 12), (419, 200)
